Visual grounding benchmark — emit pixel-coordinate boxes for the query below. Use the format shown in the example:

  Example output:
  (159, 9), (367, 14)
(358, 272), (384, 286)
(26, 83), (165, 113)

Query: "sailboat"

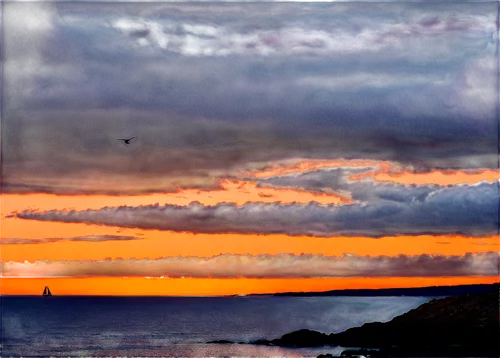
(42, 285), (52, 297)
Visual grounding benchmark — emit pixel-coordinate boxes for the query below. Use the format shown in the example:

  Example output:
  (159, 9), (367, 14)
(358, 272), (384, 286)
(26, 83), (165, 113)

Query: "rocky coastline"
(210, 284), (499, 357)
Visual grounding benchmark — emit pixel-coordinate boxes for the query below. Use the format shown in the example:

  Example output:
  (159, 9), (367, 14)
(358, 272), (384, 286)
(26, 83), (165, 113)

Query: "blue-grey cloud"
(256, 167), (369, 194)
(2, 2), (498, 195)
(256, 167), (445, 203)
(13, 182), (499, 237)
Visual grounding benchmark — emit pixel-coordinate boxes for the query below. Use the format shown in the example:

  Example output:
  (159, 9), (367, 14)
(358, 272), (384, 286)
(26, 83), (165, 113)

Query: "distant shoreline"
(250, 282), (499, 297)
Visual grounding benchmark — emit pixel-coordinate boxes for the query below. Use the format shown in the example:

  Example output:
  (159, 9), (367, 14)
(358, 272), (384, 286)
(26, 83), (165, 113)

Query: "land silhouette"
(270, 283), (496, 297)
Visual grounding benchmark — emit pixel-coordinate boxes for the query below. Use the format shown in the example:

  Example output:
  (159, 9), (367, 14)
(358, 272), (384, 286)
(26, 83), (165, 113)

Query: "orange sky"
(2, 160), (499, 295)
(4, 277), (499, 296)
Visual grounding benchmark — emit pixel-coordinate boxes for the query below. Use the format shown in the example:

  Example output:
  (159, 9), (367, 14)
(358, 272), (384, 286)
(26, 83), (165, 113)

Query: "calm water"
(1, 295), (432, 357)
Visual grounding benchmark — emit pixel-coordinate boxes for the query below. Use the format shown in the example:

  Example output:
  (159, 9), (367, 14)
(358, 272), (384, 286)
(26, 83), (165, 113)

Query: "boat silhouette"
(42, 285), (52, 297)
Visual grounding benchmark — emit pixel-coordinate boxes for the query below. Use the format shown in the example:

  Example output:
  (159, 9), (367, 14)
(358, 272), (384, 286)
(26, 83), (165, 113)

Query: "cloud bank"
(13, 181), (499, 237)
(2, 2), (498, 195)
(3, 252), (497, 278)
(0, 235), (143, 245)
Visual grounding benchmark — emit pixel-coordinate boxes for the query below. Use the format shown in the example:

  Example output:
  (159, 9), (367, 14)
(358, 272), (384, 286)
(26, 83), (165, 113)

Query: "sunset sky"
(1, 1), (499, 296)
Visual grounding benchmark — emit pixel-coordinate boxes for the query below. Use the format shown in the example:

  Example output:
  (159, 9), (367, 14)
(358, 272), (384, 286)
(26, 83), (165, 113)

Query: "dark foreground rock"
(339, 348), (378, 357)
(334, 288), (498, 348)
(316, 346), (499, 358)
(316, 285), (500, 358)
(251, 285), (500, 357)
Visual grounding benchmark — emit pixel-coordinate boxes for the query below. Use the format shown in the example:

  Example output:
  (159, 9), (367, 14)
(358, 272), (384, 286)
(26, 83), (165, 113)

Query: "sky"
(1, 0), (499, 296)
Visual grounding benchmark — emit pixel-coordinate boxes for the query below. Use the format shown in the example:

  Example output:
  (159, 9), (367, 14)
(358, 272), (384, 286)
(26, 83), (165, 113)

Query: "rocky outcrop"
(276, 329), (332, 347)
(333, 288), (499, 351)
(339, 348), (376, 357)
(253, 286), (500, 357)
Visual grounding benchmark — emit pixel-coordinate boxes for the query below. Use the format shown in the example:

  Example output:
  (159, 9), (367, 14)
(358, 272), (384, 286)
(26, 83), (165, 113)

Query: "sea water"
(1, 295), (432, 357)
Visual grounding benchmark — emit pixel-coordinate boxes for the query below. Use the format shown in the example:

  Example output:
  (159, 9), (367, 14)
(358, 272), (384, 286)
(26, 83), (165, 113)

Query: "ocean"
(1, 295), (432, 357)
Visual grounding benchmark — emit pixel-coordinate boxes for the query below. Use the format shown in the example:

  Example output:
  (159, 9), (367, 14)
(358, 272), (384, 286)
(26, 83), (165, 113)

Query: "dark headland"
(270, 283), (497, 297)
(213, 283), (499, 357)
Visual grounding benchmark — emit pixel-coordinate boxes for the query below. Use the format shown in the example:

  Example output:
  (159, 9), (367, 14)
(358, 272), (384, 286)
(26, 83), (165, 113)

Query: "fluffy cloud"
(3, 252), (497, 278)
(0, 235), (143, 245)
(2, 2), (498, 195)
(13, 181), (499, 237)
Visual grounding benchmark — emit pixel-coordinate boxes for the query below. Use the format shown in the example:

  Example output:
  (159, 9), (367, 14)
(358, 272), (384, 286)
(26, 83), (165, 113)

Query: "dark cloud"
(2, 2), (498, 195)
(3, 252), (498, 278)
(0, 235), (143, 245)
(0, 179), (222, 196)
(13, 182), (499, 237)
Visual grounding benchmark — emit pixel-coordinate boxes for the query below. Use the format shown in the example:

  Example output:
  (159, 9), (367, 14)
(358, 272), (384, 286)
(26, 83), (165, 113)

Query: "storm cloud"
(13, 181), (499, 237)
(3, 252), (498, 278)
(2, 2), (498, 195)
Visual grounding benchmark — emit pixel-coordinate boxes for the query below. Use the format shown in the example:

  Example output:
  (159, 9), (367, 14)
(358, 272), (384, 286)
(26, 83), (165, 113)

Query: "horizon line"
(3, 282), (497, 297)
